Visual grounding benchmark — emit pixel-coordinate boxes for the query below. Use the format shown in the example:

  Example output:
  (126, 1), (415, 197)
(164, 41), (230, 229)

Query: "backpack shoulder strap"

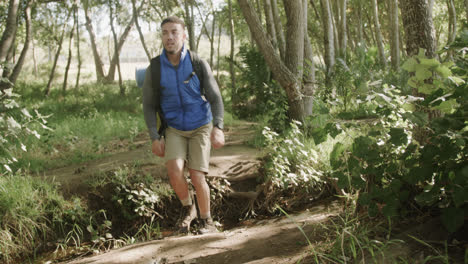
(150, 55), (161, 93)
(188, 50), (205, 95)
(149, 55), (167, 135)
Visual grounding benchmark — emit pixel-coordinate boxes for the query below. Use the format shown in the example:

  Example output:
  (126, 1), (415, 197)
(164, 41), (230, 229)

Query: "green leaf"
(382, 199), (399, 217)
(368, 202), (379, 217)
(448, 76), (465, 86)
(419, 58), (439, 68)
(434, 99), (459, 114)
(311, 127), (328, 145)
(358, 192), (372, 205)
(408, 76), (419, 88)
(417, 48), (426, 58)
(435, 65), (451, 78)
(330, 143), (346, 169)
(418, 83), (436, 95)
(389, 128), (407, 146)
(414, 188), (439, 206)
(402, 58), (418, 72)
(390, 179), (403, 192)
(415, 67), (432, 81)
(441, 207), (464, 233)
(452, 186), (468, 208)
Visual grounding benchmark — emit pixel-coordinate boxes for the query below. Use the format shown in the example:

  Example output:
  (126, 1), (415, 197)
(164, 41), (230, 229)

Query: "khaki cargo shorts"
(164, 123), (212, 173)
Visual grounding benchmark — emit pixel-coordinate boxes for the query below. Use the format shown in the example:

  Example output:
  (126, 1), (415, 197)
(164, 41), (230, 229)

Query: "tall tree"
(184, 0), (196, 51)
(320, 0), (335, 76)
(0, 0), (20, 65)
(74, 2), (82, 89)
(400, 0), (436, 58)
(132, 0), (152, 61)
(264, 0), (278, 49)
(446, 0), (456, 61)
(45, 7), (71, 96)
(389, 0), (399, 70)
(104, 13), (136, 83)
(338, 0), (347, 58)
(371, 0), (387, 67)
(271, 0), (286, 60)
(83, 0), (105, 81)
(228, 0), (237, 111)
(109, 0), (124, 95)
(303, 0), (315, 115)
(7, 0), (33, 87)
(63, 1), (77, 92)
(238, 0), (306, 121)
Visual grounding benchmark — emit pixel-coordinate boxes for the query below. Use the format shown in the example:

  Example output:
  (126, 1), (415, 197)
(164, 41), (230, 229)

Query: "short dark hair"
(161, 16), (186, 29)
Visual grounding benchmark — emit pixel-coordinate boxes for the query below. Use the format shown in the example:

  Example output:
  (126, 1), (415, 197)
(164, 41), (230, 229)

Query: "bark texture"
(371, 0), (387, 67)
(320, 0), (335, 75)
(400, 0), (436, 58)
(390, 0), (400, 70)
(0, 0), (20, 63)
(8, 0), (32, 86)
(84, 1), (105, 81)
(238, 0), (305, 121)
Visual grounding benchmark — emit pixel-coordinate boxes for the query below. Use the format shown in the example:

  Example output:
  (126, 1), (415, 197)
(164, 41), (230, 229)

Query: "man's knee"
(189, 169), (207, 188)
(167, 159), (185, 178)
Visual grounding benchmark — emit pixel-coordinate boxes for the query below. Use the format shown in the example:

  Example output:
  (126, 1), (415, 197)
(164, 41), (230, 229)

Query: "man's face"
(161, 22), (186, 55)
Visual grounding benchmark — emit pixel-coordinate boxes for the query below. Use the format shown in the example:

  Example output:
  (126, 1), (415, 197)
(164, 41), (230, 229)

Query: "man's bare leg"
(189, 169), (210, 218)
(167, 159), (196, 233)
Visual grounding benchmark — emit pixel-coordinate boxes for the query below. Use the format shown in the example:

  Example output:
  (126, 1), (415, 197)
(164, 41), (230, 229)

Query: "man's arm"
(200, 59), (224, 130)
(142, 65), (161, 141)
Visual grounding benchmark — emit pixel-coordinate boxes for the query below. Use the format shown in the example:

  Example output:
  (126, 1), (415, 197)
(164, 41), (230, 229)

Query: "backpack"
(150, 50), (205, 136)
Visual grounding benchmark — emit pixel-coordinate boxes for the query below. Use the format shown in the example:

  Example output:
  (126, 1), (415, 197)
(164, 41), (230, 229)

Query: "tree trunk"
(132, 0), (151, 61)
(0, 0), (20, 64)
(371, 0), (387, 68)
(264, 0), (278, 49)
(83, 0), (105, 82)
(356, 0), (364, 48)
(271, 0), (286, 60)
(228, 0), (237, 112)
(445, 0), (456, 61)
(109, 0), (124, 95)
(105, 15), (135, 83)
(63, 2), (77, 92)
(45, 10), (71, 96)
(465, 0), (468, 23)
(184, 0), (196, 51)
(400, 0), (437, 58)
(216, 16), (223, 82)
(238, 0), (305, 121)
(330, 0), (339, 58)
(389, 0), (400, 70)
(32, 39), (38, 76)
(303, 0), (315, 116)
(338, 0), (347, 59)
(75, 2), (82, 89)
(320, 0), (335, 76)
(210, 12), (216, 68)
(2, 31), (17, 79)
(5, 0), (32, 87)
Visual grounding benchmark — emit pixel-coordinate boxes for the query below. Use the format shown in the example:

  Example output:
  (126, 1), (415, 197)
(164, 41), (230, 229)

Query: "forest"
(0, 0), (467, 263)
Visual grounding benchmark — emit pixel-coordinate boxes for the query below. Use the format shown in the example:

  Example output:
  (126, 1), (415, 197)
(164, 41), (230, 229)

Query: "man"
(142, 16), (225, 235)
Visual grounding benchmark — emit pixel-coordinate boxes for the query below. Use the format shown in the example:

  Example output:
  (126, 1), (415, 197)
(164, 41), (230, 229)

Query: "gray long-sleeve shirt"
(142, 56), (224, 141)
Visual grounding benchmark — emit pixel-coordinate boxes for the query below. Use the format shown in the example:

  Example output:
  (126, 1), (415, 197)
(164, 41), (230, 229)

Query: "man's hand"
(152, 139), (165, 157)
(211, 127), (225, 149)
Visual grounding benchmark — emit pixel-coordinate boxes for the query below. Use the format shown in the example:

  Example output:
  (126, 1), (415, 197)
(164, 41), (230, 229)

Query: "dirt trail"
(43, 123), (341, 264)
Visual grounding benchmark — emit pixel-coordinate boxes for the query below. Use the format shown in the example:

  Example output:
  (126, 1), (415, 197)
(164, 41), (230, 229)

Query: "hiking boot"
(198, 218), (218, 234)
(176, 203), (197, 235)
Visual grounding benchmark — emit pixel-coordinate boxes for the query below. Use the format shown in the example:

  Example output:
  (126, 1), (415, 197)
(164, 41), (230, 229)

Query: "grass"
(11, 81), (147, 173)
(0, 174), (75, 263)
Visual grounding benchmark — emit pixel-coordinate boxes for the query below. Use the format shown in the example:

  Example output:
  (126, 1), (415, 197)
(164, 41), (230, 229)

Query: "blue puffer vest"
(159, 46), (212, 131)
